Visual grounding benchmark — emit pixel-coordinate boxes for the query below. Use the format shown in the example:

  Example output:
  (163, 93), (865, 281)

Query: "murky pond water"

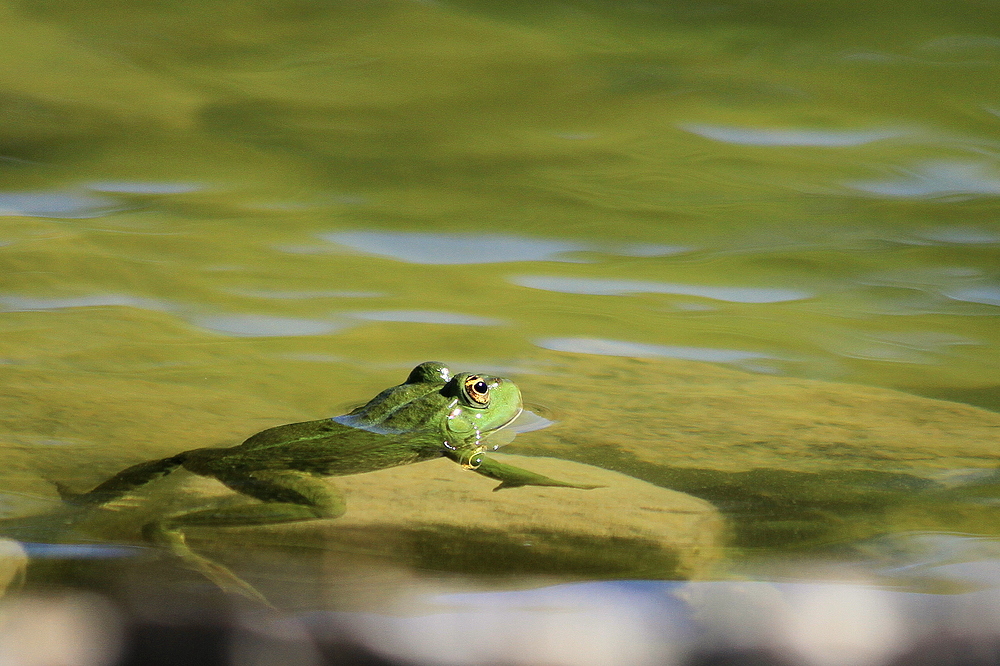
(2, 0), (1000, 663)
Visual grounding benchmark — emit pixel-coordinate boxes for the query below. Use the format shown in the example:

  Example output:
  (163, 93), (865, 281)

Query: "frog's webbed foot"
(144, 522), (274, 608)
(446, 449), (602, 492)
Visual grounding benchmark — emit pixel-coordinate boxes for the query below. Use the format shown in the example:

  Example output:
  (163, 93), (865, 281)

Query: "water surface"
(2, 0), (1000, 662)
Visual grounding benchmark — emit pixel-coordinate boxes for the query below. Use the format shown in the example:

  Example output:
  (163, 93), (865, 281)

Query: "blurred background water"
(2, 0), (1000, 664)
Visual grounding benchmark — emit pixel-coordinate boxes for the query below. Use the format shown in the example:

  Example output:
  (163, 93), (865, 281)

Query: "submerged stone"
(512, 352), (1000, 475)
(4, 350), (1000, 599)
(264, 453), (723, 580)
(509, 352), (1000, 551)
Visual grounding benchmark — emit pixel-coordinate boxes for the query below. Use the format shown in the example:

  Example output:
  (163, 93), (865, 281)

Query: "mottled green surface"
(1, 0), (1000, 603)
(513, 353), (1000, 554)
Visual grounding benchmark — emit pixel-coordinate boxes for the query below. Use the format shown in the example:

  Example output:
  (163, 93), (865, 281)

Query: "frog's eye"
(463, 375), (490, 406)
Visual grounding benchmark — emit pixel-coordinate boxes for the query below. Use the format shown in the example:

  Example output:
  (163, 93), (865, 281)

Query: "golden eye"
(463, 375), (490, 406)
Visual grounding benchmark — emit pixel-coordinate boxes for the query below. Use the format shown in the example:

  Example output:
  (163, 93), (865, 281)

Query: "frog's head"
(338, 362), (522, 449)
(439, 371), (523, 449)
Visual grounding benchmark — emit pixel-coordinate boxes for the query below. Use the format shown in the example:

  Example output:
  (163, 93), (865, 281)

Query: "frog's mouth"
(496, 406), (523, 432)
(482, 407), (558, 451)
(479, 407), (521, 450)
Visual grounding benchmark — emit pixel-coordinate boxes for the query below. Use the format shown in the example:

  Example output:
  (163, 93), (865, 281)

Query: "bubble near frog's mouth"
(506, 408), (556, 434)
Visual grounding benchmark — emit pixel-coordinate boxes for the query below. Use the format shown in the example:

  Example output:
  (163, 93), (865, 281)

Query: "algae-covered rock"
(262, 453), (723, 580)
(2, 451), (722, 607)
(5, 349), (1000, 590)
(505, 352), (1000, 550)
(512, 352), (1000, 475)
(0, 356), (723, 593)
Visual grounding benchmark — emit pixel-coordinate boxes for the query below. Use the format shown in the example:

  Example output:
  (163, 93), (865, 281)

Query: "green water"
(2, 0), (1000, 608)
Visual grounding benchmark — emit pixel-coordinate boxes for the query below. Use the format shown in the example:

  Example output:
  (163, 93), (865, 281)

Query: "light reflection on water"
(512, 275), (812, 303)
(85, 181), (202, 195)
(0, 190), (123, 218)
(225, 289), (385, 300)
(0, 294), (173, 312)
(680, 124), (911, 147)
(318, 231), (690, 264)
(0, 182), (202, 219)
(0, 295), (510, 336)
(915, 227), (1000, 245)
(320, 231), (590, 264)
(536, 337), (774, 365)
(190, 314), (345, 337)
(846, 161), (1000, 198)
(945, 285), (1000, 307)
(344, 310), (504, 326)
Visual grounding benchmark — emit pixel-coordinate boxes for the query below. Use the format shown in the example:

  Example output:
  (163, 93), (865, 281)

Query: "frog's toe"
(197, 559), (274, 608)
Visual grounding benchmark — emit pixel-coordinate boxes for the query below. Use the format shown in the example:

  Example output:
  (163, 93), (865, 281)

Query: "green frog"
(62, 362), (595, 600)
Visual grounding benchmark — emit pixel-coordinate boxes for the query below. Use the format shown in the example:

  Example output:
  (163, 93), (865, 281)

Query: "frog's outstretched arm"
(474, 456), (602, 491)
(444, 449), (600, 492)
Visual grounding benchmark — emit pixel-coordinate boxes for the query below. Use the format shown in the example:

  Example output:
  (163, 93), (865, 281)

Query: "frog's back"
(235, 418), (348, 453)
(202, 362), (484, 477)
(210, 414), (443, 477)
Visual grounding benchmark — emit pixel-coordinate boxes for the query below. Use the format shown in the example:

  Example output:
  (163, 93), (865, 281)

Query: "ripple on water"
(915, 227), (1000, 245)
(615, 244), (691, 257)
(0, 294), (357, 338)
(0, 190), (123, 218)
(536, 337), (771, 364)
(274, 352), (343, 363)
(846, 160), (1000, 198)
(227, 289), (385, 299)
(679, 124), (909, 146)
(314, 230), (688, 264)
(344, 310), (504, 326)
(857, 269), (1000, 313)
(191, 315), (345, 337)
(512, 275), (811, 303)
(85, 181), (202, 195)
(0, 294), (173, 312)
(319, 231), (589, 264)
(943, 285), (1000, 307)
(819, 329), (979, 364)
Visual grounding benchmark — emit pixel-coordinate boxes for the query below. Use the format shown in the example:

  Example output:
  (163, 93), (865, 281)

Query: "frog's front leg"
(444, 448), (600, 491)
(146, 469), (345, 604)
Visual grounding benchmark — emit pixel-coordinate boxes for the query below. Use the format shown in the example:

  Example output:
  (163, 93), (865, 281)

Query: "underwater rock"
(514, 353), (1000, 475)
(259, 453), (724, 581)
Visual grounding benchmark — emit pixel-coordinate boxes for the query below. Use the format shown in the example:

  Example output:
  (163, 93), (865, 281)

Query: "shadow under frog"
(57, 362), (596, 602)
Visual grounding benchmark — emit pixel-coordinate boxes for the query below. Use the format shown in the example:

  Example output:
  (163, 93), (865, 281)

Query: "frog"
(60, 362), (596, 601)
